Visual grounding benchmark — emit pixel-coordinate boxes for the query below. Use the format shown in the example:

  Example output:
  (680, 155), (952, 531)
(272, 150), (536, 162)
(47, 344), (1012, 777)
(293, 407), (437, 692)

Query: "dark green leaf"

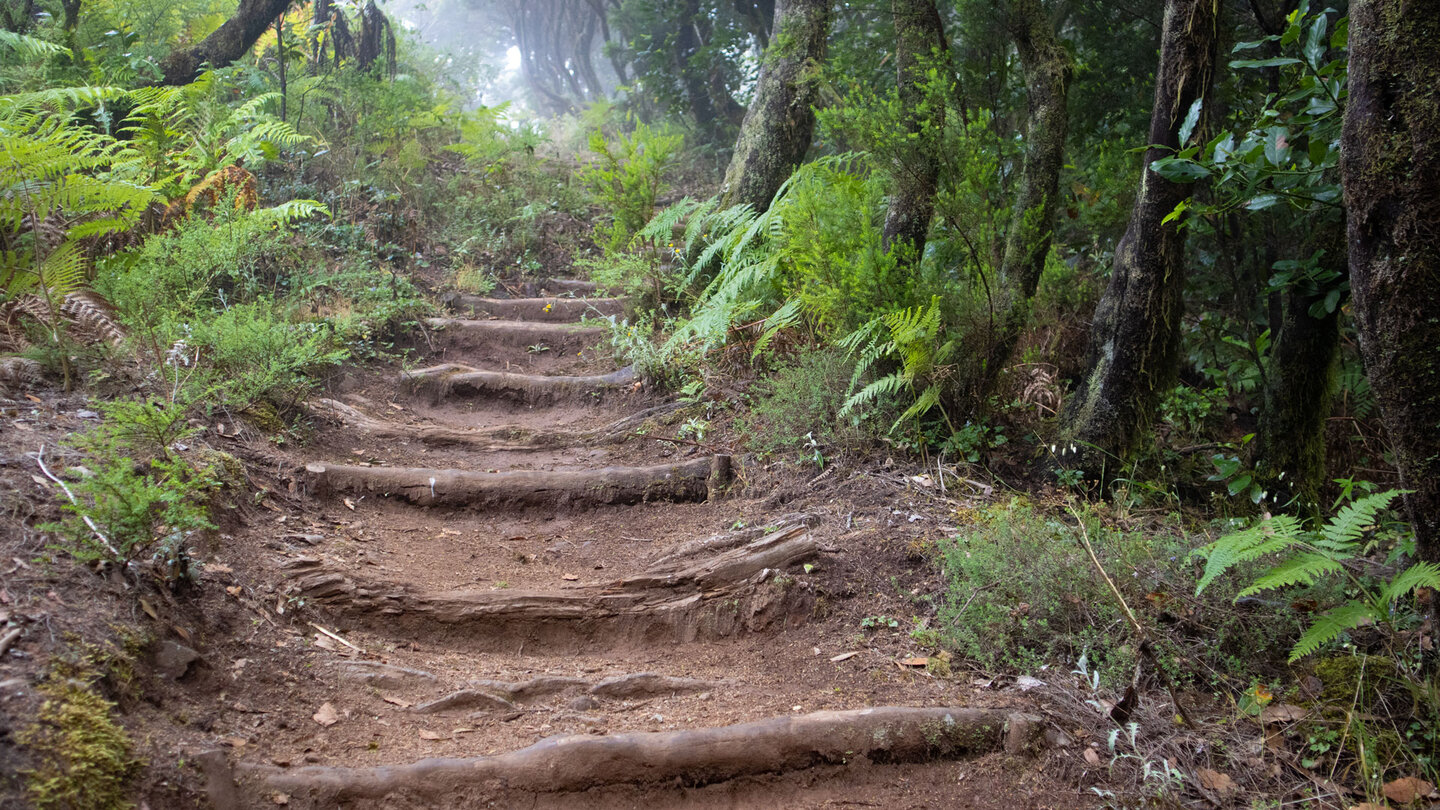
(1230, 57), (1304, 69)
(1150, 156), (1210, 182)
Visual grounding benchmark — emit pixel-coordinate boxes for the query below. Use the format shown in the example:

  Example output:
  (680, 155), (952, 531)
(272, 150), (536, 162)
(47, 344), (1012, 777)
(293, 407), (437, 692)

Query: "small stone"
(154, 641), (201, 679)
(567, 695), (600, 711)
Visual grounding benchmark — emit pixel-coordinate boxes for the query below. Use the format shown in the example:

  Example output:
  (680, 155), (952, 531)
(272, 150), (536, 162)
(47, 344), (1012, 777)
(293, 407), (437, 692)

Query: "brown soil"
(0, 289), (1100, 809)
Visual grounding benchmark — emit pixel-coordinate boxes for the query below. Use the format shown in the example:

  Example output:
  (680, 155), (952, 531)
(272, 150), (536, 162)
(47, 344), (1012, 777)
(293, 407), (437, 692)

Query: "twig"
(1070, 506), (1196, 730)
(0, 626), (22, 657)
(32, 445), (122, 560)
(310, 622), (363, 654)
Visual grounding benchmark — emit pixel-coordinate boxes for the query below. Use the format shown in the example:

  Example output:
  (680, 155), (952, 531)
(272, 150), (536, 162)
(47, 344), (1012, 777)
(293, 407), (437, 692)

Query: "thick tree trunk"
(159, 0), (294, 85)
(676, 0), (718, 126)
(880, 0), (948, 266)
(718, 0), (829, 212)
(966, 0), (1072, 405)
(1341, 0), (1440, 574)
(1254, 225), (1343, 518)
(1060, 0), (1218, 478)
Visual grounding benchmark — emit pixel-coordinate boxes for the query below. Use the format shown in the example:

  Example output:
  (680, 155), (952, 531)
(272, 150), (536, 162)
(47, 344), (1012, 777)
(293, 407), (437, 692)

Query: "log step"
(236, 706), (1037, 807)
(444, 296), (626, 322)
(423, 318), (606, 350)
(401, 363), (637, 404)
(302, 454), (731, 509)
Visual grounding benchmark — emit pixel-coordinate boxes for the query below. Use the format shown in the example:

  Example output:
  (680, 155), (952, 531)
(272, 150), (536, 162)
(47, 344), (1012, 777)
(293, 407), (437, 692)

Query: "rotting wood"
(303, 454), (729, 508)
(279, 527), (816, 647)
(422, 317), (606, 348)
(305, 398), (685, 449)
(442, 296), (626, 322)
(239, 706), (1029, 806)
(401, 363), (637, 404)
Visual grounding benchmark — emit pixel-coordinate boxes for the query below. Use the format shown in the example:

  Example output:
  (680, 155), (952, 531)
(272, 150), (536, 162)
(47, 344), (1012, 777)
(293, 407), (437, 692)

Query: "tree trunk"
(1341, 0), (1440, 576)
(676, 0), (718, 126)
(718, 0), (830, 212)
(1060, 0), (1218, 479)
(159, 0), (294, 85)
(60, 0), (80, 31)
(1254, 226), (1343, 519)
(965, 0), (1071, 405)
(880, 0), (948, 266)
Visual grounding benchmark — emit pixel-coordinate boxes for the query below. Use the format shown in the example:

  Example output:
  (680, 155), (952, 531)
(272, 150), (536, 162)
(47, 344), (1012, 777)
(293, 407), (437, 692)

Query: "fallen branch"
(0, 626), (22, 658)
(310, 622), (363, 654)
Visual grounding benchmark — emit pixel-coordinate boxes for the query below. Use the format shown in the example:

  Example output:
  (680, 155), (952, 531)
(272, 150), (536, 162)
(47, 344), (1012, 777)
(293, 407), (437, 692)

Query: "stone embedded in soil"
(154, 640), (201, 679)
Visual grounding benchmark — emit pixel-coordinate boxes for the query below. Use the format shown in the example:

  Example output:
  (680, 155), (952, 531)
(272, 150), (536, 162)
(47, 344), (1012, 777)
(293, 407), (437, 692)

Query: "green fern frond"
(1238, 552), (1343, 597)
(1194, 515), (1305, 595)
(0, 30), (70, 60)
(1289, 601), (1376, 662)
(839, 372), (907, 420)
(250, 199), (331, 227)
(1320, 489), (1405, 549)
(893, 384), (942, 430)
(1378, 562), (1440, 605)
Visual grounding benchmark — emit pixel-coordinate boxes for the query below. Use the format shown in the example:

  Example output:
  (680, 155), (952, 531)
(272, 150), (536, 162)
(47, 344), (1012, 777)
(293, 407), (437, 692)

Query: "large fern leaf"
(1319, 489), (1405, 550)
(1289, 601), (1377, 662)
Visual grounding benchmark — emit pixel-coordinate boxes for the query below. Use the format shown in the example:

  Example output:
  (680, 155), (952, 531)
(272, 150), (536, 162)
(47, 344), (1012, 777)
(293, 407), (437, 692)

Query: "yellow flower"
(543, 302), (553, 313)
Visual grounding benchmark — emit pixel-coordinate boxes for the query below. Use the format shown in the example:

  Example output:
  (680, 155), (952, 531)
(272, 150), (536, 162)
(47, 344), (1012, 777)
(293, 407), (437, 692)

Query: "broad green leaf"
(1179, 98), (1203, 145)
(1150, 156), (1210, 182)
(1231, 57), (1303, 69)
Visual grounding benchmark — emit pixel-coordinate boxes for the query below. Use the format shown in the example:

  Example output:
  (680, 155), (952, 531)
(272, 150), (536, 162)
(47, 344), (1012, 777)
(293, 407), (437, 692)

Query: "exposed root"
(305, 398), (685, 449)
(279, 523), (817, 649)
(537, 278), (600, 295)
(442, 296), (625, 322)
(422, 318), (605, 350)
(240, 706), (1028, 806)
(414, 673), (724, 715)
(401, 363), (637, 405)
(302, 454), (729, 508)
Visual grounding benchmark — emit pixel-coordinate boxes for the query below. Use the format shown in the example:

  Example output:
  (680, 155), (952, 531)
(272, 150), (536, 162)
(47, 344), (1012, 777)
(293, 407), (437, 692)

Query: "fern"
(837, 297), (954, 433)
(1195, 489), (1425, 662)
(0, 30), (70, 61)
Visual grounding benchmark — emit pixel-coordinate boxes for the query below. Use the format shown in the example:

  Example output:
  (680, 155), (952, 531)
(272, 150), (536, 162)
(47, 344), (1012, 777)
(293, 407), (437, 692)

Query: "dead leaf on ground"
(226, 586), (243, 596)
(1261, 703), (1308, 724)
(418, 729), (446, 740)
(1196, 767), (1236, 795)
(1384, 776), (1439, 805)
(1083, 748), (1102, 766)
(381, 695), (412, 708)
(1014, 675), (1046, 692)
(829, 651), (860, 662)
(343, 498), (356, 511)
(271, 793), (290, 806)
(562, 574), (579, 581)
(899, 657), (929, 668)
(138, 598), (158, 620)
(312, 702), (339, 727)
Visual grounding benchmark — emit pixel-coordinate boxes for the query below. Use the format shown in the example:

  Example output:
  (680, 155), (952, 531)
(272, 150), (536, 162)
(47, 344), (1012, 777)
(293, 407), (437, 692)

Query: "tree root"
(307, 399), (687, 450)
(414, 673), (724, 714)
(279, 521), (814, 648)
(303, 454), (728, 508)
(401, 363), (637, 405)
(422, 318), (606, 350)
(239, 706), (1033, 806)
(442, 295), (625, 321)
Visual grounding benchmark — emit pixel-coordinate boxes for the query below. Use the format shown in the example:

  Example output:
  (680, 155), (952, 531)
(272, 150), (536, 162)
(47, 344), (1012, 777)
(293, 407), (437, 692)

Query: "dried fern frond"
(59, 290), (125, 346)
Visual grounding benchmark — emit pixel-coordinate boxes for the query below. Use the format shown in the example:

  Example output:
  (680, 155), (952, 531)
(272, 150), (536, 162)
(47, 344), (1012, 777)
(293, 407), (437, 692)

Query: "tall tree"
(719, 0), (829, 212)
(1341, 0), (1440, 577)
(966, 0), (1071, 403)
(880, 0), (947, 265)
(159, 0), (295, 85)
(1060, 0), (1219, 478)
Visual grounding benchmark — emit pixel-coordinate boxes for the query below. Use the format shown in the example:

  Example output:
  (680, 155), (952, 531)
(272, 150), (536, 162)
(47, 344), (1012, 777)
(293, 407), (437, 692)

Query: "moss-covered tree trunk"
(719, 0), (829, 212)
(159, 0), (295, 85)
(880, 0), (947, 266)
(1254, 226), (1343, 518)
(965, 0), (1071, 405)
(1060, 0), (1218, 477)
(1341, 0), (1440, 575)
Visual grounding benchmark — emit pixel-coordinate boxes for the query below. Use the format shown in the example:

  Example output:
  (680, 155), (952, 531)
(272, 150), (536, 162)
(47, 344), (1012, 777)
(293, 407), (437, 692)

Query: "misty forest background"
(3, 0), (1440, 798)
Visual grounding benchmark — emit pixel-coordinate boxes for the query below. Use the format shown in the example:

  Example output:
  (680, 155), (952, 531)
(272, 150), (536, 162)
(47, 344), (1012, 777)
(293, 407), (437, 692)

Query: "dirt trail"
(203, 279), (1081, 808)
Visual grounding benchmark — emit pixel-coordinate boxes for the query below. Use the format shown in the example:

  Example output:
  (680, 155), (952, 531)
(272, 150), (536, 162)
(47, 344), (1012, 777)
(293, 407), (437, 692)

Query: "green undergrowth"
(936, 498), (1324, 689)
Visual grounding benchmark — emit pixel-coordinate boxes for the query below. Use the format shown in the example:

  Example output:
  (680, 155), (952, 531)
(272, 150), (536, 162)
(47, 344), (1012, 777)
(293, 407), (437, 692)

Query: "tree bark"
(718, 0), (830, 212)
(676, 0), (718, 126)
(880, 0), (948, 266)
(1341, 0), (1440, 575)
(1060, 0), (1218, 478)
(159, 0), (294, 85)
(965, 0), (1072, 405)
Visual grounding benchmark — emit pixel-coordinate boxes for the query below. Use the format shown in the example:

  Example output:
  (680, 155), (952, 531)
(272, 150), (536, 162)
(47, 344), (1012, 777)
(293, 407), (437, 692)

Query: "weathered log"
(240, 706), (1027, 806)
(305, 398), (685, 449)
(279, 525), (815, 647)
(442, 296), (626, 322)
(422, 318), (606, 349)
(303, 454), (729, 508)
(413, 673), (722, 714)
(401, 363), (637, 405)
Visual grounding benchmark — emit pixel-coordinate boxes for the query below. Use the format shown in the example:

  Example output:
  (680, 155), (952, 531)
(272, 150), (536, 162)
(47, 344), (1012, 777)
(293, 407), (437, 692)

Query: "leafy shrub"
(583, 122), (683, 254)
(741, 346), (859, 456)
(937, 499), (1316, 686)
(43, 399), (216, 584)
(183, 302), (347, 409)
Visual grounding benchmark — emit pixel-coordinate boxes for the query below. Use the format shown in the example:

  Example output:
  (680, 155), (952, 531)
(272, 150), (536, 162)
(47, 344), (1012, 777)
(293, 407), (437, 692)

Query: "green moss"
(18, 678), (141, 810)
(1314, 654), (1403, 707)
